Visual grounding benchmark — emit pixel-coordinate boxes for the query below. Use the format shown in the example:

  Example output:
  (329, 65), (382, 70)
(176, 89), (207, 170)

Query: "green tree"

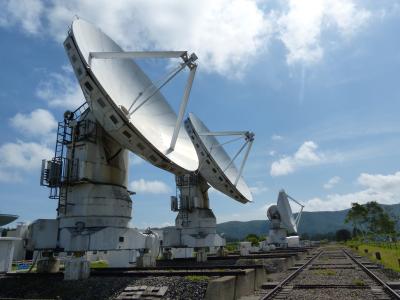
(336, 229), (352, 241)
(300, 232), (310, 240)
(245, 233), (260, 246)
(345, 203), (368, 236)
(365, 201), (383, 233)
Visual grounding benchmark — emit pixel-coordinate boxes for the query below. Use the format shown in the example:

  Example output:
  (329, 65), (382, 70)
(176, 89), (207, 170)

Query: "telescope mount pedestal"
(30, 107), (159, 279)
(162, 173), (225, 260)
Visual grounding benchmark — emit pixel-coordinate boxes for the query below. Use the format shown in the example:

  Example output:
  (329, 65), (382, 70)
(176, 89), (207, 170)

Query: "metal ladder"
(47, 102), (89, 215)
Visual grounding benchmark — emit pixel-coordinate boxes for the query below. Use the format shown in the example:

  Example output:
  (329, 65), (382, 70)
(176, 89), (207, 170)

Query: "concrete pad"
(262, 258), (290, 273)
(235, 269), (255, 299)
(204, 275), (236, 300)
(255, 267), (268, 288)
(231, 259), (266, 289)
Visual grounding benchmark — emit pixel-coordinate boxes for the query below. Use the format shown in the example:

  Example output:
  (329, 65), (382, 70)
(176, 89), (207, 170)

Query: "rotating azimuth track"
(260, 247), (400, 300)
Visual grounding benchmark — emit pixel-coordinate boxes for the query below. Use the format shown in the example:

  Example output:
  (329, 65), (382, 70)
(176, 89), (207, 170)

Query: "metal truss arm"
(295, 205), (304, 228)
(169, 65), (197, 151)
(127, 53), (198, 117)
(286, 193), (305, 228)
(210, 136), (243, 150)
(129, 63), (187, 116)
(223, 140), (248, 172)
(234, 139), (254, 186)
(88, 51), (187, 66)
(199, 131), (249, 137)
(287, 194), (304, 208)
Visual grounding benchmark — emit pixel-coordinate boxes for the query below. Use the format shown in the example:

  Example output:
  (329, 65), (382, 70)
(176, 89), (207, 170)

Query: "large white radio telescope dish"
(185, 113), (253, 203)
(68, 19), (198, 175)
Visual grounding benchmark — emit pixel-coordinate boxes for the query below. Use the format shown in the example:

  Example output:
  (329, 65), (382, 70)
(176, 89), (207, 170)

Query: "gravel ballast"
(0, 275), (209, 300)
(285, 288), (376, 300)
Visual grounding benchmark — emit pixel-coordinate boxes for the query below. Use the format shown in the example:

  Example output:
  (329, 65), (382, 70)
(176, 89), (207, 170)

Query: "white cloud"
(10, 109), (57, 137)
(130, 179), (171, 194)
(249, 181), (268, 195)
(0, 0), (272, 77)
(323, 176), (341, 189)
(305, 171), (400, 211)
(270, 141), (325, 176)
(36, 68), (83, 108)
(0, 0), (44, 34)
(271, 134), (283, 141)
(357, 172), (400, 190)
(0, 141), (53, 182)
(275, 0), (371, 65)
(0, 0), (377, 73)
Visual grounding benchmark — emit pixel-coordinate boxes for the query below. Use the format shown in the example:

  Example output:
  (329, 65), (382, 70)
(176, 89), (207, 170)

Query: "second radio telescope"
(185, 113), (253, 203)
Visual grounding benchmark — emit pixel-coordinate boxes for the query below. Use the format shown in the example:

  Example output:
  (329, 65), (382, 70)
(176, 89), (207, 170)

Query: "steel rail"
(343, 248), (400, 299)
(3, 268), (249, 278)
(261, 250), (323, 300)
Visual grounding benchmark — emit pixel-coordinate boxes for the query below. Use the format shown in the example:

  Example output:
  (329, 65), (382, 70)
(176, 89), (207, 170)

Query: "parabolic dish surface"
(277, 192), (297, 233)
(70, 19), (198, 174)
(187, 113), (252, 203)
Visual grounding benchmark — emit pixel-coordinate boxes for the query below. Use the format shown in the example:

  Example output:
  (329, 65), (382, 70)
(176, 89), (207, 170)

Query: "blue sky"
(1, 0), (400, 228)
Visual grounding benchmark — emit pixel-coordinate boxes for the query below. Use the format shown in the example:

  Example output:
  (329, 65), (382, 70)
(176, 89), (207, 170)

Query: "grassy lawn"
(347, 242), (400, 272)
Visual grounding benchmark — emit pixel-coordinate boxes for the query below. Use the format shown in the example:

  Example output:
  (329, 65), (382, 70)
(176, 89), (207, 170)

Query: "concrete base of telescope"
(64, 256), (90, 281)
(0, 237), (20, 273)
(196, 248), (207, 262)
(37, 256), (60, 273)
(136, 253), (156, 268)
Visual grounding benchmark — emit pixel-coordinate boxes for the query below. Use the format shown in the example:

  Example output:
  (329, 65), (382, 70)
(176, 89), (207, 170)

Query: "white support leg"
(64, 254), (90, 281)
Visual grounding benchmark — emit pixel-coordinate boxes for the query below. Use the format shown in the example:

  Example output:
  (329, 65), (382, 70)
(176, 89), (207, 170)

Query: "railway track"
(260, 247), (400, 300)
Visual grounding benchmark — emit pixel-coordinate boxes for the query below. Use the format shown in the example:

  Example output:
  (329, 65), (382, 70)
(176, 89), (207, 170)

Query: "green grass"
(90, 260), (108, 268)
(347, 242), (400, 272)
(313, 269), (337, 276)
(353, 279), (366, 286)
(185, 275), (209, 282)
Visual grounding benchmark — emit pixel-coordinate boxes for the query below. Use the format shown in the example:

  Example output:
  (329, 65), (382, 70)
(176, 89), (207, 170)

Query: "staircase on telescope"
(40, 102), (89, 216)
(176, 174), (199, 227)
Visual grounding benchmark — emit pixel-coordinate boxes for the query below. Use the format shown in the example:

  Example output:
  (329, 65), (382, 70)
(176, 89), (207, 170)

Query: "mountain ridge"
(216, 203), (400, 240)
